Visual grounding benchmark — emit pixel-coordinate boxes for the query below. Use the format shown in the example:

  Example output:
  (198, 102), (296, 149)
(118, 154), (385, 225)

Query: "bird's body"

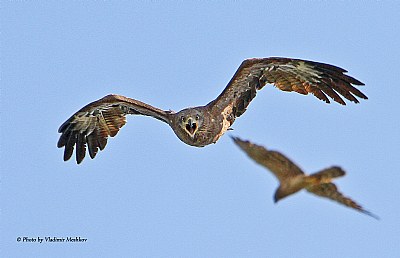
(232, 137), (378, 219)
(58, 57), (367, 163)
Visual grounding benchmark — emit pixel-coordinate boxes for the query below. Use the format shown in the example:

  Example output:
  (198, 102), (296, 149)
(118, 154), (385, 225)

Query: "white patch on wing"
(272, 62), (322, 84)
(212, 105), (233, 143)
(297, 61), (321, 76)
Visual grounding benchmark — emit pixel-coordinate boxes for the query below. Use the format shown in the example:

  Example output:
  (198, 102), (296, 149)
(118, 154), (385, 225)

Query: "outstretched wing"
(231, 137), (304, 183)
(310, 166), (346, 182)
(57, 94), (172, 164)
(307, 183), (379, 219)
(208, 57), (367, 118)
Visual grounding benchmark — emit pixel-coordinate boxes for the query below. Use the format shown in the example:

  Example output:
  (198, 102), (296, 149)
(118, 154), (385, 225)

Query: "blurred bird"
(232, 137), (378, 219)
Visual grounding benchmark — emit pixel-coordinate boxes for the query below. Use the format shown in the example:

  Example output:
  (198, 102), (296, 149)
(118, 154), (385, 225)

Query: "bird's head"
(274, 187), (290, 203)
(175, 109), (203, 139)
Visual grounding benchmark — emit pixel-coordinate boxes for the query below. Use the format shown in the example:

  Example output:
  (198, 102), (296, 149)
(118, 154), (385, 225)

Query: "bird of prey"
(58, 57), (367, 164)
(232, 137), (378, 219)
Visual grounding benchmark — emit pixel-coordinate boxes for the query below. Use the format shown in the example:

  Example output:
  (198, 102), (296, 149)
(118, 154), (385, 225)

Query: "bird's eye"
(195, 115), (200, 120)
(180, 116), (185, 122)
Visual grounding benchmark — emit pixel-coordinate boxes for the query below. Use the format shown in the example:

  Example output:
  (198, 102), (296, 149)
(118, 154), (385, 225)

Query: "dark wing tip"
(75, 134), (87, 164)
(230, 135), (240, 142)
(230, 136), (251, 149)
(296, 58), (367, 105)
(57, 133), (67, 148)
(345, 75), (365, 86)
(331, 166), (346, 177)
(361, 209), (380, 220)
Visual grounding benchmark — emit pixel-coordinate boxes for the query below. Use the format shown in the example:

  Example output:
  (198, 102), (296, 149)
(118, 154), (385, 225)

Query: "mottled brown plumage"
(232, 137), (378, 219)
(58, 57), (367, 163)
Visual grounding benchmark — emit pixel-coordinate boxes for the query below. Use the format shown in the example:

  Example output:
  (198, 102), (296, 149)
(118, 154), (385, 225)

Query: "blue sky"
(2, 1), (399, 257)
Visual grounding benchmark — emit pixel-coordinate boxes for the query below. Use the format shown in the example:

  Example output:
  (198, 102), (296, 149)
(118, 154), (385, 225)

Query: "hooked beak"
(185, 118), (197, 136)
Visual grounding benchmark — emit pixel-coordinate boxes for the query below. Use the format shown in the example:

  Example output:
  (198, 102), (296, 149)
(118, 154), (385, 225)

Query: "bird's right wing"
(232, 137), (304, 183)
(57, 94), (173, 164)
(307, 183), (379, 219)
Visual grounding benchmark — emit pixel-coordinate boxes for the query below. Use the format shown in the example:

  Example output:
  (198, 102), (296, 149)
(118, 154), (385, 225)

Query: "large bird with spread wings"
(232, 137), (378, 219)
(58, 57), (367, 164)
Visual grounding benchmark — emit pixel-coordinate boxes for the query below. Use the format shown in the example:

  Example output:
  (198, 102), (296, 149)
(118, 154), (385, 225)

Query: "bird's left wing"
(208, 57), (367, 118)
(57, 94), (173, 164)
(232, 137), (304, 183)
(307, 183), (379, 219)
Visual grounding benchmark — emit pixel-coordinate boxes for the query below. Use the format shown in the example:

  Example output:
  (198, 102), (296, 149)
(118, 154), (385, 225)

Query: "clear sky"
(2, 1), (400, 257)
